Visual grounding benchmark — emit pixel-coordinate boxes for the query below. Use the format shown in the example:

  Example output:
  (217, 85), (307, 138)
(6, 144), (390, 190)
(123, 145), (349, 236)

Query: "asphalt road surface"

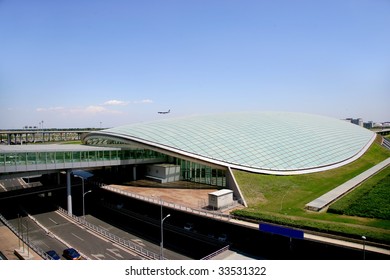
(6, 209), (142, 260)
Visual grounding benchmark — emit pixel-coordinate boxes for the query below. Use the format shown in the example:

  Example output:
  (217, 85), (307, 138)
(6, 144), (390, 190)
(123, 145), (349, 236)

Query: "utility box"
(208, 189), (233, 210)
(146, 164), (180, 183)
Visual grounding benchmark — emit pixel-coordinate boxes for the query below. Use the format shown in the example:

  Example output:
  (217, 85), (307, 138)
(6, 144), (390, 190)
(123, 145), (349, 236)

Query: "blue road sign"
(259, 223), (304, 239)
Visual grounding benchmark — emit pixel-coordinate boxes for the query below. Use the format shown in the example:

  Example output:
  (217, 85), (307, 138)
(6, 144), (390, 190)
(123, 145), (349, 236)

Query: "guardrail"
(101, 184), (234, 221)
(201, 245), (230, 260)
(57, 207), (161, 260)
(0, 213), (52, 260)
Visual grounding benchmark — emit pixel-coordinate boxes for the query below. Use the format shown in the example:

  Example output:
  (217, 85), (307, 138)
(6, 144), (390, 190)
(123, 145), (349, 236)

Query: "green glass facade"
(175, 158), (226, 187)
(84, 135), (227, 187)
(0, 148), (166, 167)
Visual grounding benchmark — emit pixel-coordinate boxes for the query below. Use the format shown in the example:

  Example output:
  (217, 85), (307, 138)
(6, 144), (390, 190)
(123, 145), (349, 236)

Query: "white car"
(218, 234), (228, 242)
(184, 223), (194, 231)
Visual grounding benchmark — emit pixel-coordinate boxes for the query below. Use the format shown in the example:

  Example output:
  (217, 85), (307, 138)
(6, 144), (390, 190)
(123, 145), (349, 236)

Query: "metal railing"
(0, 213), (52, 260)
(57, 207), (161, 260)
(101, 184), (234, 221)
(201, 245), (230, 260)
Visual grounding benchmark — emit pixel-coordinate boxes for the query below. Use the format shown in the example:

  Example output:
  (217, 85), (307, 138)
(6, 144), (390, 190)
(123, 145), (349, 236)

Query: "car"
(218, 234), (228, 242)
(46, 250), (60, 260)
(184, 222), (194, 231)
(63, 248), (81, 260)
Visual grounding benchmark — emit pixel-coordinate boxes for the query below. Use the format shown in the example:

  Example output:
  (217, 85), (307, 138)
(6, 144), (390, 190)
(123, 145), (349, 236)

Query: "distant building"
(352, 118), (363, 126)
(345, 118), (366, 127)
(363, 121), (374, 129)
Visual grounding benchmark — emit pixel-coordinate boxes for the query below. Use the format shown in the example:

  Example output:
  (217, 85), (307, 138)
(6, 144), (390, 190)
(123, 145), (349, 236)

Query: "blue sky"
(1, 0), (389, 129)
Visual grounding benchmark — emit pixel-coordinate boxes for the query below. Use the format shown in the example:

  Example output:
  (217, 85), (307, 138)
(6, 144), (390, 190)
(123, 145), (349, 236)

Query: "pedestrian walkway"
(0, 223), (42, 260)
(305, 157), (390, 211)
(210, 249), (260, 260)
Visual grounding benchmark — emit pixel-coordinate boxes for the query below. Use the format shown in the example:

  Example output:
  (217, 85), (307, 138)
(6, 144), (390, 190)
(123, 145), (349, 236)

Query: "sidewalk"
(0, 223), (42, 260)
(305, 157), (390, 211)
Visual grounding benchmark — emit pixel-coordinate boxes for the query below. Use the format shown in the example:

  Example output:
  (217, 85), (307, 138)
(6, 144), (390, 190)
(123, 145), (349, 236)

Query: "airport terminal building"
(0, 111), (378, 211)
(83, 111), (376, 186)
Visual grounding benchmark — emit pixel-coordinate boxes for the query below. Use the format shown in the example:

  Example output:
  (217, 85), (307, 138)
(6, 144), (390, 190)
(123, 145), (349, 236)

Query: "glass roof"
(85, 112), (376, 174)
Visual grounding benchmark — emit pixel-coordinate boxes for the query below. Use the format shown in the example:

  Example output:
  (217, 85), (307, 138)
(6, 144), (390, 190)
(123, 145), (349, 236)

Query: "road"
(6, 208), (142, 260)
(84, 214), (191, 260)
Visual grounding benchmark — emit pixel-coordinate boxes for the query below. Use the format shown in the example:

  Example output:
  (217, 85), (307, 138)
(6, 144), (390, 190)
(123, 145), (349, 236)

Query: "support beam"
(66, 170), (72, 215)
(133, 166), (137, 181)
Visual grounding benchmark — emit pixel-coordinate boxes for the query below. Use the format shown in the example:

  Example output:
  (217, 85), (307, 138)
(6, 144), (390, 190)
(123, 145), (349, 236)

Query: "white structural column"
(133, 166), (137, 181)
(66, 170), (73, 215)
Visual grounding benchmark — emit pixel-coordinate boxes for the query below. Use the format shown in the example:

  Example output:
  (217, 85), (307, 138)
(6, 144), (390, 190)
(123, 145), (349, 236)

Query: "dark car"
(46, 250), (60, 260)
(63, 248), (81, 260)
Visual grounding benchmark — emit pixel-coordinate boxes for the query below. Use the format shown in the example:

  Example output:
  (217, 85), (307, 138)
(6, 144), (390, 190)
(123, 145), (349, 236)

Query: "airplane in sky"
(158, 109), (170, 114)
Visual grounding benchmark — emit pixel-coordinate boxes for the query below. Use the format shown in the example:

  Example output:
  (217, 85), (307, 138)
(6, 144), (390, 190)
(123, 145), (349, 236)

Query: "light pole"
(160, 213), (171, 260)
(362, 236), (366, 260)
(83, 190), (92, 220)
(74, 175), (91, 221)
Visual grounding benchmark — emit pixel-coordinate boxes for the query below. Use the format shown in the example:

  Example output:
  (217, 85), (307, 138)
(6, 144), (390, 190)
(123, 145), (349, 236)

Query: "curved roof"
(84, 112), (376, 175)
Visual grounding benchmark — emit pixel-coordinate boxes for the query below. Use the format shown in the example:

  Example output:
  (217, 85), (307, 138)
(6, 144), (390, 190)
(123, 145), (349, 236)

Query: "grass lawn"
(232, 138), (390, 244)
(328, 170), (390, 220)
(60, 140), (83, 145)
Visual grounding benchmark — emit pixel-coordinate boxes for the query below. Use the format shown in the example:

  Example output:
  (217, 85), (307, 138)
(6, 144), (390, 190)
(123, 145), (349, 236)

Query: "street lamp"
(74, 175), (92, 221)
(362, 236), (366, 260)
(83, 190), (92, 220)
(160, 213), (171, 260)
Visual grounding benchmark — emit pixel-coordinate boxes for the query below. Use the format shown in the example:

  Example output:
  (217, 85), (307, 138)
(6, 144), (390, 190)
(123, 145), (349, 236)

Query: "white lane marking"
(106, 248), (123, 258)
(48, 218), (58, 225)
(71, 233), (84, 241)
(105, 253), (119, 260)
(91, 253), (106, 260)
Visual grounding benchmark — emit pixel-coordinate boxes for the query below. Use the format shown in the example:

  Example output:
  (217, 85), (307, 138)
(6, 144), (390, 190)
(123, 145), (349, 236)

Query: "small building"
(145, 164), (180, 183)
(208, 189), (233, 210)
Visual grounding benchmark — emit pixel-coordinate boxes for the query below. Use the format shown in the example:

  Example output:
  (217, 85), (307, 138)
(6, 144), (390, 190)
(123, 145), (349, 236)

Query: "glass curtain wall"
(175, 158), (226, 187)
(0, 149), (167, 167)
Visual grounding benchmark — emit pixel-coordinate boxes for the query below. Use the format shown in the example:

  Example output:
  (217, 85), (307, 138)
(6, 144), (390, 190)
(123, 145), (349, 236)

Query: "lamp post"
(362, 236), (366, 260)
(160, 213), (171, 260)
(74, 175), (91, 221)
(83, 190), (92, 220)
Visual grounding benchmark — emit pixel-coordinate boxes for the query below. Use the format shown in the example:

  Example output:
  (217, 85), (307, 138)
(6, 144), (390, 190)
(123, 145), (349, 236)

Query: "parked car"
(63, 248), (81, 260)
(184, 222), (194, 231)
(218, 233), (228, 242)
(46, 250), (60, 260)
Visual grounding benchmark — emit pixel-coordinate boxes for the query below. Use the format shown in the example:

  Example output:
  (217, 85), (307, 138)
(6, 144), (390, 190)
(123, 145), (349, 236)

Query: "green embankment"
(232, 139), (390, 244)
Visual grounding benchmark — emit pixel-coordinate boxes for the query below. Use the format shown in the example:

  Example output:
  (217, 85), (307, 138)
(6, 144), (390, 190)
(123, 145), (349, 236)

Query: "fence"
(101, 184), (234, 221)
(200, 245), (230, 260)
(57, 207), (161, 260)
(0, 213), (52, 260)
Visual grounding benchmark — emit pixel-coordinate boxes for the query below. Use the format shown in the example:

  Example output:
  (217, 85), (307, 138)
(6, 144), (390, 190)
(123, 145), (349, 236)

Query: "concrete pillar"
(66, 170), (72, 215)
(133, 166), (137, 181)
